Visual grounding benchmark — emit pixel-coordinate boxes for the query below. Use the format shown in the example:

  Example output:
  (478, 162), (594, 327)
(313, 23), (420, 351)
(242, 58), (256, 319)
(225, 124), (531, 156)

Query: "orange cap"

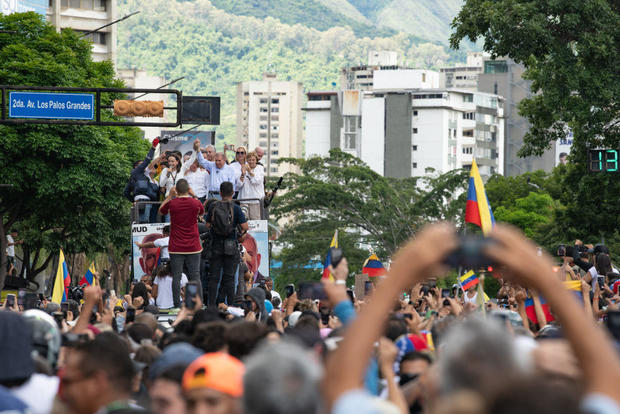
(182, 353), (245, 397)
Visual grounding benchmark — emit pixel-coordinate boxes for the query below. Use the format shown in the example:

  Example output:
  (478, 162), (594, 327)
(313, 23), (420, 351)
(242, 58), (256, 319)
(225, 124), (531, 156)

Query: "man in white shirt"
(135, 226), (170, 263)
(194, 140), (237, 199)
(184, 160), (210, 203)
(153, 268), (188, 310)
(6, 229), (22, 276)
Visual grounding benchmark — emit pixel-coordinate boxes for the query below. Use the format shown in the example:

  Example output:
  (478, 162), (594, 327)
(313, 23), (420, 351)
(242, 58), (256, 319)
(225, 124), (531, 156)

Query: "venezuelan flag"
(79, 262), (97, 286)
(465, 160), (495, 236)
(525, 294), (555, 325)
(459, 270), (479, 290)
(564, 280), (583, 302)
(362, 254), (386, 277)
(321, 230), (338, 280)
(51, 249), (71, 304)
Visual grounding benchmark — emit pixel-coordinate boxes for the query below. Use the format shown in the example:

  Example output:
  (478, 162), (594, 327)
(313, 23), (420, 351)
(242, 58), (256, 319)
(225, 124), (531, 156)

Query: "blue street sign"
(9, 92), (95, 120)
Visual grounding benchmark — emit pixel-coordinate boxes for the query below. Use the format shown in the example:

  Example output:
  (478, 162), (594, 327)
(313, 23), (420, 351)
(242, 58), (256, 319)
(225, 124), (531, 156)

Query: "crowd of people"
(124, 138), (267, 223)
(2, 222), (620, 414)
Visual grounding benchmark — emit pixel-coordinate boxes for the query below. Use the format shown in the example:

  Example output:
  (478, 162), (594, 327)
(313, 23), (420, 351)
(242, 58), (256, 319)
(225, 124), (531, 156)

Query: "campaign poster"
(555, 128), (573, 166)
(242, 220), (269, 278)
(132, 223), (166, 281)
(160, 130), (215, 161)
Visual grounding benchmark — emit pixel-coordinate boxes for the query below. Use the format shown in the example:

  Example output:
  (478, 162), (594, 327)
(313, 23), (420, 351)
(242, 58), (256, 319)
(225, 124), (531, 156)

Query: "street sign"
(9, 91), (94, 120)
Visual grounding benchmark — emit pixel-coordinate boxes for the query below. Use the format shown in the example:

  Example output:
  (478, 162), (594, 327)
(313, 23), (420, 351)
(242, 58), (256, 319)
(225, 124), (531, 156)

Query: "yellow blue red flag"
(362, 254), (386, 277)
(51, 249), (71, 304)
(79, 262), (97, 286)
(321, 230), (338, 280)
(465, 160), (495, 235)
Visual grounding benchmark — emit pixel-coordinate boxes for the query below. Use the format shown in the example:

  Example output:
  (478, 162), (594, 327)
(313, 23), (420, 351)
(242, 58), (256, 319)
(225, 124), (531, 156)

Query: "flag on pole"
(362, 254), (387, 277)
(51, 249), (71, 304)
(465, 160), (495, 235)
(79, 262), (97, 286)
(321, 230), (338, 280)
(459, 270), (480, 290)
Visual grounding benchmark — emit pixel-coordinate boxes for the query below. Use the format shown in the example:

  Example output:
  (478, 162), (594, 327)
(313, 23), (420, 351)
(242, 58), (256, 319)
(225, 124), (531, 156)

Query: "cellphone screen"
(17, 289), (26, 306)
(6, 295), (15, 307)
(285, 285), (295, 298)
(441, 289), (450, 298)
(598, 276), (606, 287)
(61, 302), (69, 312)
(364, 281), (373, 295)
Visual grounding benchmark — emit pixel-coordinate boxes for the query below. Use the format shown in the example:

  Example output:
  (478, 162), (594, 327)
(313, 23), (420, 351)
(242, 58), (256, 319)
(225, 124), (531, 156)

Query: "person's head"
(254, 147), (264, 161)
(176, 179), (190, 196)
(192, 321), (229, 353)
(205, 145), (216, 161)
(219, 181), (234, 199)
(215, 153), (227, 169)
(150, 365), (187, 414)
(10, 229), (17, 237)
(400, 351), (432, 380)
(168, 154), (181, 172)
(59, 333), (135, 414)
(163, 225), (170, 237)
(595, 253), (612, 276)
(264, 277), (273, 291)
(225, 321), (269, 360)
(243, 340), (322, 414)
(131, 282), (150, 309)
(235, 146), (247, 163)
(184, 151), (193, 163)
(183, 353), (245, 414)
(246, 152), (258, 169)
(241, 233), (261, 275)
(559, 152), (568, 165)
(138, 232), (163, 276)
(135, 312), (158, 333)
(190, 160), (199, 172)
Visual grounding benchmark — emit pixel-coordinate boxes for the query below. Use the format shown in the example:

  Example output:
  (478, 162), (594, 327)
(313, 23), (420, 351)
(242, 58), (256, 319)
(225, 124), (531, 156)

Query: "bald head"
(254, 147), (264, 160)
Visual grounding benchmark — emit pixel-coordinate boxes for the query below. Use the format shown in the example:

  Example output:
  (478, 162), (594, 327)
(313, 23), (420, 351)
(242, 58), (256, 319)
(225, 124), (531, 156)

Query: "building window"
(64, 0), (104, 9)
(259, 133), (267, 138)
(271, 115), (279, 121)
(259, 141), (267, 147)
(484, 60), (508, 74)
(463, 94), (473, 103)
(271, 133), (279, 139)
(463, 129), (474, 137)
(260, 107), (268, 113)
(422, 73), (426, 82)
(271, 107), (279, 113)
(244, 92), (249, 96)
(76, 30), (107, 45)
(259, 98), (268, 104)
(343, 116), (358, 150)
(271, 98), (279, 104)
(412, 145), (417, 151)
(272, 125), (279, 131)
(272, 150), (279, 156)
(260, 116), (267, 121)
(412, 128), (418, 134)
(412, 162), (418, 168)
(463, 112), (475, 120)
(413, 110), (418, 116)
(462, 147), (473, 154)
(271, 167), (278, 173)
(272, 143), (278, 148)
(259, 124), (267, 130)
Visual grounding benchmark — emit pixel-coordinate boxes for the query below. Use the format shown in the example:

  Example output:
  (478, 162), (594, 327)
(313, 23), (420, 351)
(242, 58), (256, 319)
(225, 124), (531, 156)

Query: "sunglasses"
(236, 151), (246, 155)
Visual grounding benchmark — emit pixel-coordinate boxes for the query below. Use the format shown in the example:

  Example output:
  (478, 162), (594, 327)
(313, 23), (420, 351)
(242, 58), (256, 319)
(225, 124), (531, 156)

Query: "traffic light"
(113, 100), (164, 117)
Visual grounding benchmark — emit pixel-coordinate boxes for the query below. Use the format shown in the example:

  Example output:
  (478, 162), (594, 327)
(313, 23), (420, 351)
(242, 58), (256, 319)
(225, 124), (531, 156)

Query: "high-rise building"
(236, 73), (303, 176)
(2, 0), (47, 16)
(47, 0), (117, 64)
(477, 57), (555, 176)
(439, 52), (487, 91)
(341, 51), (411, 91)
(305, 88), (504, 179)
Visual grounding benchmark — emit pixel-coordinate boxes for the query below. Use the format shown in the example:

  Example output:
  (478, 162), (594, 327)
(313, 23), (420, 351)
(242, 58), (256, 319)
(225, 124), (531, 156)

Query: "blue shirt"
(197, 151), (238, 192)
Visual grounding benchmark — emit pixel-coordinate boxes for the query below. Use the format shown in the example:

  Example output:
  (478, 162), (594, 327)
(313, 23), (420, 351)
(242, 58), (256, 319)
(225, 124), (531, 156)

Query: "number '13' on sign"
(606, 150), (618, 172)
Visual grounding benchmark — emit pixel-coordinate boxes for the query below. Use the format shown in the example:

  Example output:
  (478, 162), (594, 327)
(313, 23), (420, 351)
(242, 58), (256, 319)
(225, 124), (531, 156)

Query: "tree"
(450, 0), (620, 157)
(0, 12), (148, 290)
(271, 150), (468, 283)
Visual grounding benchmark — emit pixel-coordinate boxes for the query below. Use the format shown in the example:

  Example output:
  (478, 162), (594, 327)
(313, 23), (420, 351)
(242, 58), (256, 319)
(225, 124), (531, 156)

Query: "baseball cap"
(149, 343), (203, 380)
(0, 312), (34, 381)
(182, 353), (245, 397)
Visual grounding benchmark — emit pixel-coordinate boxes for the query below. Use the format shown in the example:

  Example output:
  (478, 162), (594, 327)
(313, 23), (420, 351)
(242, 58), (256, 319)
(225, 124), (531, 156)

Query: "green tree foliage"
(270, 150), (468, 283)
(450, 0), (620, 156)
(0, 12), (148, 285)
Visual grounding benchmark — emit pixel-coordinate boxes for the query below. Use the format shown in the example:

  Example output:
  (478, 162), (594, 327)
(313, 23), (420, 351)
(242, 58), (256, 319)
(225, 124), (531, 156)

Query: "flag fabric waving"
(79, 262), (97, 287)
(459, 270), (480, 290)
(362, 254), (387, 277)
(321, 230), (338, 280)
(526, 281), (583, 325)
(51, 249), (71, 304)
(465, 160), (495, 235)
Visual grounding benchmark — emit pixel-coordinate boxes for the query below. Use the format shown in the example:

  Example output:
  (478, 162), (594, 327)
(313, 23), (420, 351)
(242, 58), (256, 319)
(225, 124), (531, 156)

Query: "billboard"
(1, 0), (47, 16)
(555, 129), (574, 166)
(241, 220), (269, 280)
(161, 130), (214, 160)
(132, 223), (166, 281)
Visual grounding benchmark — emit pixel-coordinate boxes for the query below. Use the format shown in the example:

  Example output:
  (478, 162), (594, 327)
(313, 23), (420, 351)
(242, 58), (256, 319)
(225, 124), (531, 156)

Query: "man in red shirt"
(159, 179), (204, 309)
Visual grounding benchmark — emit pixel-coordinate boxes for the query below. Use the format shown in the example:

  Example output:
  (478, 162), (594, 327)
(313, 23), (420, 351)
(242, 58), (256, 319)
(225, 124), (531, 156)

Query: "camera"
(443, 235), (495, 269)
(557, 244), (566, 257)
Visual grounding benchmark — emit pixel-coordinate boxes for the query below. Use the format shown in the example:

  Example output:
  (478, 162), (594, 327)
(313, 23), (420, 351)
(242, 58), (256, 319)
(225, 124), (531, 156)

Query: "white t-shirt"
(6, 234), (14, 257)
(154, 273), (188, 309)
(589, 265), (619, 287)
(153, 236), (170, 260)
(12, 373), (59, 414)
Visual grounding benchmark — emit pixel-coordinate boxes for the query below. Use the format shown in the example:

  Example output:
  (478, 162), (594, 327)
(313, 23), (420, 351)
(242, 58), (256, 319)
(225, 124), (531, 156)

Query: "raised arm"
(194, 139), (214, 172)
(181, 150), (197, 175)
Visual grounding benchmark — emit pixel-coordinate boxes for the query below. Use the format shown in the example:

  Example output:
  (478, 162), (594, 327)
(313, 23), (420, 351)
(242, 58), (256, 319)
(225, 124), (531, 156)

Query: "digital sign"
(589, 149), (619, 172)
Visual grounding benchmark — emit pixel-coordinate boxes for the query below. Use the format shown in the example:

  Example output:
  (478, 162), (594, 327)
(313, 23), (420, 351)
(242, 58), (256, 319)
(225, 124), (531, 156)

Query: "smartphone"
(330, 247), (343, 269)
(61, 302), (69, 313)
(110, 289), (116, 297)
(5, 294), (15, 308)
(17, 289), (26, 306)
(441, 288), (450, 298)
(298, 282), (327, 300)
(606, 311), (620, 341)
(428, 280), (437, 289)
(285, 284), (295, 298)
(401, 313), (413, 320)
(557, 244), (566, 257)
(346, 289), (355, 303)
(364, 281), (373, 296)
(126, 307), (136, 323)
(185, 281), (199, 309)
(52, 312), (64, 328)
(598, 276), (606, 287)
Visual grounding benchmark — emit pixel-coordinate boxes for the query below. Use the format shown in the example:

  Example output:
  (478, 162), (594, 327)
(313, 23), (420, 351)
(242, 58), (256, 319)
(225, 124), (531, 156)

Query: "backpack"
(210, 201), (235, 237)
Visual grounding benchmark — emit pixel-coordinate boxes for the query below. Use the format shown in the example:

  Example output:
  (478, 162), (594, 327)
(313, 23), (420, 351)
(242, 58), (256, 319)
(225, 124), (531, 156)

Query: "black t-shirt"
(206, 201), (247, 240)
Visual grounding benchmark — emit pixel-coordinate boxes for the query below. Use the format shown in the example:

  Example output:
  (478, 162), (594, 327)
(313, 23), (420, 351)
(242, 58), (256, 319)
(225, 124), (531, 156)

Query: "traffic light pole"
(0, 85), (183, 127)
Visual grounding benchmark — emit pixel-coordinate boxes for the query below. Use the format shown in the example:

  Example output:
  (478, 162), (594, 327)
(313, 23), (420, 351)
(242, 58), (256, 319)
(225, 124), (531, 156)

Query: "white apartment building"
(305, 87), (504, 179)
(341, 50), (410, 91)
(47, 0), (117, 63)
(439, 52), (487, 91)
(236, 73), (303, 176)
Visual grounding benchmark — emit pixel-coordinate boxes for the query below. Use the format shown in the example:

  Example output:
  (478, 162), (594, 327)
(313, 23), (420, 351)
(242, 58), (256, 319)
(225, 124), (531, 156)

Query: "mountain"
(116, 0), (470, 145)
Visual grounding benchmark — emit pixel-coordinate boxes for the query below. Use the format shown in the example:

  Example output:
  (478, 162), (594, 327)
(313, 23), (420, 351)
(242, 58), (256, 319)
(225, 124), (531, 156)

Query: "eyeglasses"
(236, 151), (246, 155)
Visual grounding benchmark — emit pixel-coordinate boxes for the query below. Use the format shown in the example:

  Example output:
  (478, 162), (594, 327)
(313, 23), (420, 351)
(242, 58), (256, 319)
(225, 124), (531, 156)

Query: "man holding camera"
(159, 179), (204, 310)
(205, 181), (248, 307)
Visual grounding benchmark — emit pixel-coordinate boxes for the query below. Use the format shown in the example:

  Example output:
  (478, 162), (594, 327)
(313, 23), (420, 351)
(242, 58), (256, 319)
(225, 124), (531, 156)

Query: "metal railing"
(132, 197), (267, 224)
